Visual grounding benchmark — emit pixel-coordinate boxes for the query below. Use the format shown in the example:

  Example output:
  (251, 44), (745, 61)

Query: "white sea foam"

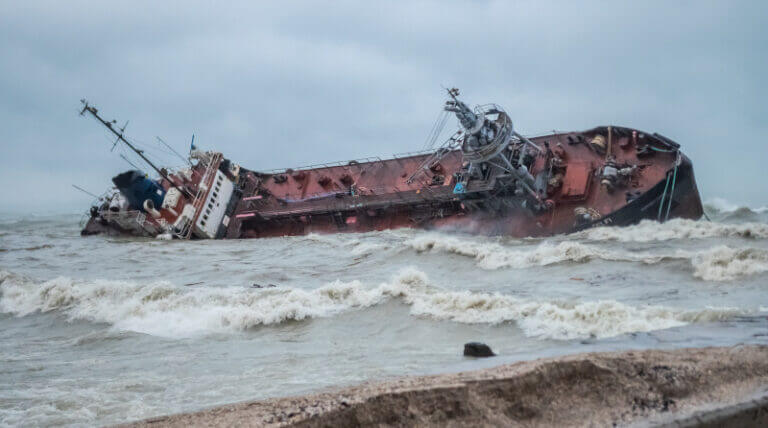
(349, 241), (388, 256)
(300, 232), (348, 247)
(574, 219), (768, 242)
(0, 270), (387, 337)
(386, 270), (743, 339)
(405, 234), (768, 281)
(0, 269), (749, 340)
(687, 246), (768, 281)
(405, 234), (661, 269)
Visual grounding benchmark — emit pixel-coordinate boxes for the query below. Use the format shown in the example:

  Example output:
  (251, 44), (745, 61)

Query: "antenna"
(443, 86), (461, 102)
(110, 121), (129, 152)
(79, 99), (192, 198)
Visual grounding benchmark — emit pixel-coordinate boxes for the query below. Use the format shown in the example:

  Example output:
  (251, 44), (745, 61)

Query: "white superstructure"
(193, 169), (235, 239)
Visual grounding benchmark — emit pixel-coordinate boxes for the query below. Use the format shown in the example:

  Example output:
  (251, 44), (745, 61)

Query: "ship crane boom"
(443, 89), (542, 205)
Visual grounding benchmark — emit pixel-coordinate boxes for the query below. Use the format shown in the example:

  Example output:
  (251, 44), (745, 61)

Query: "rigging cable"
(657, 173), (672, 222)
(422, 110), (450, 151)
(664, 162), (679, 222)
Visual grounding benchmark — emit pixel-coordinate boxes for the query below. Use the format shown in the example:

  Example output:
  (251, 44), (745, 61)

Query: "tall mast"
(80, 99), (189, 197)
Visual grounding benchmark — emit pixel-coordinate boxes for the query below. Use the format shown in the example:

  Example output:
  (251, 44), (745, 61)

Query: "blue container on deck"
(112, 170), (166, 212)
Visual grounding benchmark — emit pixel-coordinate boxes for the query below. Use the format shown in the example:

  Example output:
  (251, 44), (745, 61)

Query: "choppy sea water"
(1, 198), (767, 427)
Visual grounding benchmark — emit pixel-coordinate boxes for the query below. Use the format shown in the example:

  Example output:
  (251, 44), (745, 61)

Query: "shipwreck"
(79, 89), (703, 239)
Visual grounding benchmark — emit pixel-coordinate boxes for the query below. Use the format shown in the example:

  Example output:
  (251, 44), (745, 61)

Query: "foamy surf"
(405, 233), (768, 281)
(404, 235), (652, 269)
(0, 270), (386, 337)
(688, 246), (768, 281)
(573, 218), (768, 242)
(0, 269), (749, 340)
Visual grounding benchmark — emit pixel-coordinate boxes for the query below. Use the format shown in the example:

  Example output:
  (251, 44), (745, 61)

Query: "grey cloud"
(1, 0), (766, 214)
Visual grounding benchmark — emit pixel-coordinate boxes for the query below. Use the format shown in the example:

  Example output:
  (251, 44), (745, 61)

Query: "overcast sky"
(1, 1), (766, 214)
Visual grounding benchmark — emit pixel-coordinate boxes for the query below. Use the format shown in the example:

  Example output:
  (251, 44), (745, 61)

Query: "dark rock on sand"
(463, 342), (495, 357)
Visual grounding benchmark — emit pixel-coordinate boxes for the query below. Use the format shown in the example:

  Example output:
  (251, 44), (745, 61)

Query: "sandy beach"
(122, 345), (768, 427)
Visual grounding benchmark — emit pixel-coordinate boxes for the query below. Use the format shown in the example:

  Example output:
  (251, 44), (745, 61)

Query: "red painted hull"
(222, 127), (703, 239)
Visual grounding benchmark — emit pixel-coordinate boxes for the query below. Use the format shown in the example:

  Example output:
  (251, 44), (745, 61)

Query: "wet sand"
(123, 345), (768, 427)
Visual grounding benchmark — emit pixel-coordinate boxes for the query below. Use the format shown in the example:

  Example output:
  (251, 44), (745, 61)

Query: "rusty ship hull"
(228, 128), (702, 239)
(79, 95), (704, 240)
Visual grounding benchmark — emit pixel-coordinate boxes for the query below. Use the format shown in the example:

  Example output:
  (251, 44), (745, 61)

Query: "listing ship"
(79, 89), (704, 240)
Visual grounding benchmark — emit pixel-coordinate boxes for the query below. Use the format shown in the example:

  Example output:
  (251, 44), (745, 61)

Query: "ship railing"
(392, 148), (442, 159)
(247, 128), (573, 178)
(405, 133), (463, 184)
(163, 163), (195, 180)
(79, 188), (115, 227)
(258, 147), (455, 175)
(177, 152), (222, 239)
(182, 152), (221, 237)
(185, 151), (222, 237)
(100, 209), (161, 236)
(260, 156), (387, 174)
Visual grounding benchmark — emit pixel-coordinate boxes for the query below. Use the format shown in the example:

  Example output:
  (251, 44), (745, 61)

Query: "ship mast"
(79, 99), (190, 197)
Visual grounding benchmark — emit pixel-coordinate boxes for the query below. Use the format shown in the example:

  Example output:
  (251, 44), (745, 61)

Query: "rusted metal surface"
(560, 162), (592, 200)
(225, 126), (703, 239)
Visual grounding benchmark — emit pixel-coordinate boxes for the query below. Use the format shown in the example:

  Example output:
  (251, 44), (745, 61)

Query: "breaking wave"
(704, 198), (768, 223)
(0, 270), (386, 338)
(688, 246), (768, 281)
(0, 269), (749, 340)
(405, 235), (657, 269)
(573, 219), (768, 242)
(405, 234), (768, 281)
(299, 233), (391, 256)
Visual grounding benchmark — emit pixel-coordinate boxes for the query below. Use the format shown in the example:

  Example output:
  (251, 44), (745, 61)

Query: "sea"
(1, 198), (767, 426)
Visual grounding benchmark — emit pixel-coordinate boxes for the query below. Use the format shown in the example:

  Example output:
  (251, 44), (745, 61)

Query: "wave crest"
(574, 219), (768, 242)
(406, 235), (629, 269)
(0, 272), (386, 337)
(0, 269), (750, 340)
(405, 235), (665, 270)
(405, 234), (768, 281)
(689, 246), (768, 281)
(400, 289), (742, 340)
